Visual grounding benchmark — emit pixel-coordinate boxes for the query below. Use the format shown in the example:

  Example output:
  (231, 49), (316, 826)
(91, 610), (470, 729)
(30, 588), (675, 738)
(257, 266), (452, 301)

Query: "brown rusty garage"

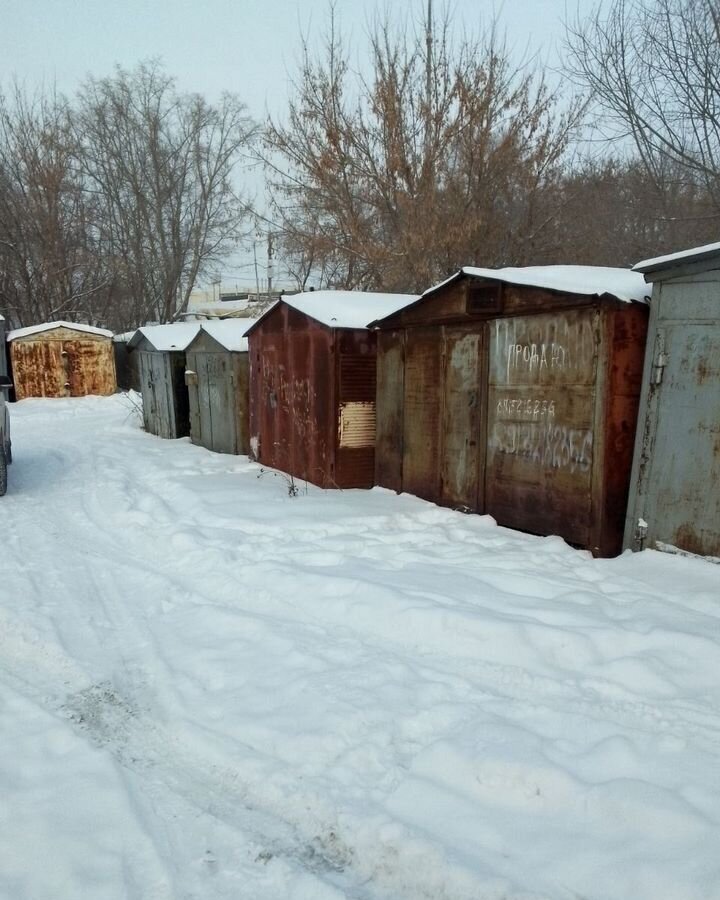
(371, 267), (650, 557)
(7, 321), (116, 399)
(246, 291), (416, 489)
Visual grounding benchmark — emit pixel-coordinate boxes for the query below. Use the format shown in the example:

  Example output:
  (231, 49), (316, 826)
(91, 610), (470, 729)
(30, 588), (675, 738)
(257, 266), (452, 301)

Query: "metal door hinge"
(635, 517), (648, 550)
(651, 352), (668, 385)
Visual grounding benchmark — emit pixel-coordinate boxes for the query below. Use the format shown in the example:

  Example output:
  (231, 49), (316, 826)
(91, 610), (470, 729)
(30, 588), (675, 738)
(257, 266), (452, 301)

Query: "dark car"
(0, 375), (12, 496)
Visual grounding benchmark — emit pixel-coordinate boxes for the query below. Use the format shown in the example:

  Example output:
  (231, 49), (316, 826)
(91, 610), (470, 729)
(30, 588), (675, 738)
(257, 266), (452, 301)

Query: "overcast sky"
(0, 0), (600, 289)
(0, 0), (598, 116)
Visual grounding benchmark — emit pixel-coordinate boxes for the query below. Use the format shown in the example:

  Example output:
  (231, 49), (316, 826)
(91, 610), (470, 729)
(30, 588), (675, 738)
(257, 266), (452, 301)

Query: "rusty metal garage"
(371, 266), (650, 557)
(6, 321), (116, 399)
(246, 291), (416, 489)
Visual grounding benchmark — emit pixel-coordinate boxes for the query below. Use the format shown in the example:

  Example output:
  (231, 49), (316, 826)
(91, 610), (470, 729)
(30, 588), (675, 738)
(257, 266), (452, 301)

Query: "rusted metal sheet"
(248, 303), (379, 489)
(249, 304), (335, 487)
(440, 329), (485, 510)
(10, 340), (65, 398)
(374, 330), (405, 492)
(63, 339), (116, 397)
(601, 305), (648, 556)
(402, 327), (443, 502)
(374, 277), (649, 556)
(335, 337), (377, 487)
(486, 310), (599, 547)
(625, 273), (720, 557)
(375, 325), (486, 511)
(10, 328), (116, 400)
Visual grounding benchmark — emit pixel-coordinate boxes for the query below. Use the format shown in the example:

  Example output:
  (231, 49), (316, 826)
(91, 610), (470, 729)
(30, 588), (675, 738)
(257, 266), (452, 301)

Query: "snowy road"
(1, 395), (719, 900)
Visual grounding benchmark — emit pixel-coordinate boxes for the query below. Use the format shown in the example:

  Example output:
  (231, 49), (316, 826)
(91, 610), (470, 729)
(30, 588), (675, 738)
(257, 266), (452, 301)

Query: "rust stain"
(374, 282), (649, 558)
(486, 309), (598, 548)
(248, 303), (379, 489)
(10, 331), (116, 399)
(672, 523), (718, 557)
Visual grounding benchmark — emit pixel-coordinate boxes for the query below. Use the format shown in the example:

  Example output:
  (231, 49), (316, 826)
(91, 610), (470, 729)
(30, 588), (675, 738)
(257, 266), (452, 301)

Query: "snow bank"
(199, 318), (258, 352)
(2, 395), (719, 900)
(6, 321), (113, 341)
(634, 240), (720, 273)
(250, 291), (419, 331)
(422, 265), (651, 304)
(128, 323), (201, 351)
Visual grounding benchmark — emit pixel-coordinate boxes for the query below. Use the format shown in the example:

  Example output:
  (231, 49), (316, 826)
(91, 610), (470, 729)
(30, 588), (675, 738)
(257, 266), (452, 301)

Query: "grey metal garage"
(128, 324), (200, 439)
(184, 319), (256, 455)
(624, 242), (720, 559)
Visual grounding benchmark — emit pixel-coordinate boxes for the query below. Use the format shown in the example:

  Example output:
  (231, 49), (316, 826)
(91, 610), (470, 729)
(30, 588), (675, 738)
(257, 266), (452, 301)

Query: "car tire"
(6, 441), (11, 465)
(0, 444), (7, 497)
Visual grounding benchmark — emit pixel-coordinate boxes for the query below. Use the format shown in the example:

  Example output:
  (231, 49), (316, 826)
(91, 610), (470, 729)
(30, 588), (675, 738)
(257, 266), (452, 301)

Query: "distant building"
(183, 285), (295, 321)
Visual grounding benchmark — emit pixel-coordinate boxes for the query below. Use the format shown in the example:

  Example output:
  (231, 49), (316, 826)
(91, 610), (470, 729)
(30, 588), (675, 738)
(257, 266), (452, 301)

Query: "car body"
(0, 376), (12, 495)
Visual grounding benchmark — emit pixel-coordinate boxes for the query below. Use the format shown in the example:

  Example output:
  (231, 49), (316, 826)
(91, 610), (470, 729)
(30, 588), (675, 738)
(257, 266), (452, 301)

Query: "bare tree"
(539, 155), (719, 265)
(566, 0), (720, 216)
(76, 62), (256, 325)
(0, 85), (112, 328)
(264, 7), (583, 292)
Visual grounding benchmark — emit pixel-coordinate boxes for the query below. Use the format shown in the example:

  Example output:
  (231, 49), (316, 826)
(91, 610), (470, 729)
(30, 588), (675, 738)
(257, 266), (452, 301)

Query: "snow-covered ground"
(2, 396), (719, 900)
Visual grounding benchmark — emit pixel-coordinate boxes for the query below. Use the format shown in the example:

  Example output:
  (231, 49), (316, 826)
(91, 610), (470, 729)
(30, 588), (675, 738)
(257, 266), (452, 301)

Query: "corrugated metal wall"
(625, 273), (720, 557)
(375, 280), (648, 556)
(185, 332), (250, 455)
(248, 304), (379, 489)
(335, 331), (378, 488)
(486, 309), (599, 548)
(250, 304), (335, 486)
(10, 328), (116, 399)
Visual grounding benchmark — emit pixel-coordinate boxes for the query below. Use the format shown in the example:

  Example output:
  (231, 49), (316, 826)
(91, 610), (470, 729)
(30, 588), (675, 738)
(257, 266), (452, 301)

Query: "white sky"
(0, 0), (600, 289)
(0, 1), (596, 114)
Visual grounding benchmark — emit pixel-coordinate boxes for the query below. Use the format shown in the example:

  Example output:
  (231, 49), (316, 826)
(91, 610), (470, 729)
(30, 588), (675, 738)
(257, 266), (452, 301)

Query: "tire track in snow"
(0, 494), (490, 894)
(60, 447), (720, 767)
(72, 438), (720, 760)
(5, 400), (720, 899)
(0, 605), (514, 900)
(41, 439), (720, 770)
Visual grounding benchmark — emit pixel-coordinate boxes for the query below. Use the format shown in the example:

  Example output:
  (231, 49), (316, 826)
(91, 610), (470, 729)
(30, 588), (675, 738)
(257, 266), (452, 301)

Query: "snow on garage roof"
(127, 323), (201, 351)
(422, 265), (651, 304)
(246, 290), (419, 333)
(6, 321), (113, 341)
(633, 241), (720, 275)
(196, 318), (258, 352)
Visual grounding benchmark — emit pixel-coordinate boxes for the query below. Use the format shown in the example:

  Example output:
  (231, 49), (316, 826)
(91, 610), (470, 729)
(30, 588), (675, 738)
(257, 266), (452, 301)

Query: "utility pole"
(425, 0), (432, 137)
(267, 231), (274, 297)
(253, 240), (260, 300)
(423, 0), (433, 179)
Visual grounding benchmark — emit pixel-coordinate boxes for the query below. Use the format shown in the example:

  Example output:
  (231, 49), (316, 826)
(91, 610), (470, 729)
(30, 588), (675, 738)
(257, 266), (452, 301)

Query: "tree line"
(0, 63), (254, 330)
(1, 0), (718, 329)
